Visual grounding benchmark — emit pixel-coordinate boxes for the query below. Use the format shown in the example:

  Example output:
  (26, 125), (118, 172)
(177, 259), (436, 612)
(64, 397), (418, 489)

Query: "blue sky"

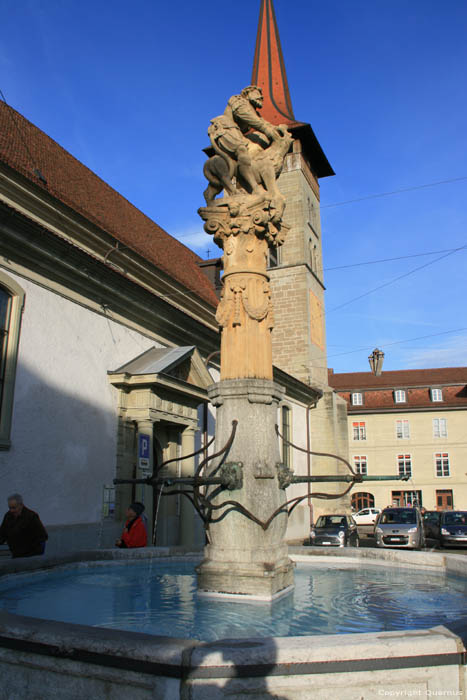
(2, 0), (466, 373)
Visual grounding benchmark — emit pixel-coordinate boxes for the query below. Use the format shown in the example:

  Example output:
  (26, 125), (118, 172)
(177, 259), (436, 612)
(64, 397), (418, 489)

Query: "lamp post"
(368, 348), (385, 376)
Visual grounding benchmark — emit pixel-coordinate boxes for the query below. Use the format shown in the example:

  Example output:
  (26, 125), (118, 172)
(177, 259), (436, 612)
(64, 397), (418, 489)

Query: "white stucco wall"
(0, 272), (160, 527)
(278, 398), (310, 542)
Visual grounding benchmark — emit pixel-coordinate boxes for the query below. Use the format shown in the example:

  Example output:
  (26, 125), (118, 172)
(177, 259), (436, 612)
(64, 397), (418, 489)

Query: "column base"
(196, 557), (295, 601)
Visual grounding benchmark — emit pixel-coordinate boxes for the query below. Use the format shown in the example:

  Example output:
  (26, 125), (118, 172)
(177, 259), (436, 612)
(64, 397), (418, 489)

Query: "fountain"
(0, 83), (466, 698)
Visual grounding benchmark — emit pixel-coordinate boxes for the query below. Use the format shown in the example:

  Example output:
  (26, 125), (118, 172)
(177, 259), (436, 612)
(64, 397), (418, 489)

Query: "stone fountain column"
(197, 95), (295, 598)
(198, 377), (294, 599)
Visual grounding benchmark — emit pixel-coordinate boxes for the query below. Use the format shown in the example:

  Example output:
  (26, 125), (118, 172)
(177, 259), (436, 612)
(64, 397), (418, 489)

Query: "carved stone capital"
(198, 194), (289, 252)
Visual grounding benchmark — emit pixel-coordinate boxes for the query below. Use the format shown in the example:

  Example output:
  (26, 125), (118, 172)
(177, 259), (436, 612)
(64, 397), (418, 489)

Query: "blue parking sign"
(139, 434), (150, 460)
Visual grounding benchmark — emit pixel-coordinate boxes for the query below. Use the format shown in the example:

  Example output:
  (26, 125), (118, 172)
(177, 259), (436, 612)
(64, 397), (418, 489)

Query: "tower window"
(268, 247), (280, 268)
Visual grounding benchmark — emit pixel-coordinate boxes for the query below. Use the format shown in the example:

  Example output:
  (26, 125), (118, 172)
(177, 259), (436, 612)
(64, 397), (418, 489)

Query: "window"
(281, 405), (292, 467)
(268, 247), (280, 268)
(353, 455), (367, 475)
(391, 490), (422, 507)
(0, 288), (11, 409)
(430, 388), (443, 402)
(102, 485), (115, 518)
(398, 454), (412, 478)
(352, 421), (366, 440)
(351, 492), (375, 510)
(394, 389), (406, 403)
(396, 419), (410, 439)
(433, 418), (447, 439)
(351, 392), (363, 406)
(0, 274), (25, 450)
(435, 452), (450, 477)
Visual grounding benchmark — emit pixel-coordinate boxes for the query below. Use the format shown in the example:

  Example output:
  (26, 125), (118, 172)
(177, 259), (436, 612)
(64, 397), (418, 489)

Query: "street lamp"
(368, 348), (384, 376)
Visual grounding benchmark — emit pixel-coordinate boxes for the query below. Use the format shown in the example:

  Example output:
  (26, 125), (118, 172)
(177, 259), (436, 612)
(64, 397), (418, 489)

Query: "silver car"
(375, 508), (425, 549)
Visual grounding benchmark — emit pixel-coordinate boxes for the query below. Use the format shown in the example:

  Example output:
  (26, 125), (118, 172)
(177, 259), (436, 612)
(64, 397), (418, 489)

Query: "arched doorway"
(351, 492), (375, 511)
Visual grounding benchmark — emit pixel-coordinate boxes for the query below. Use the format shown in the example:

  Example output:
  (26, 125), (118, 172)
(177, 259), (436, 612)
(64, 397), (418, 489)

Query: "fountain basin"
(0, 547), (466, 699)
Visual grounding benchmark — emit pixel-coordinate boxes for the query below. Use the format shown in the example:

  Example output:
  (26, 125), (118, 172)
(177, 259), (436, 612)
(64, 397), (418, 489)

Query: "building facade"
(0, 98), (223, 552)
(328, 367), (467, 512)
(0, 100), (322, 549)
(0, 0), (355, 552)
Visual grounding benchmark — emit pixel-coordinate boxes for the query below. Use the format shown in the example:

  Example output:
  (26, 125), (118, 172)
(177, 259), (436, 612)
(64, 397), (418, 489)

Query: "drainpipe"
(203, 350), (220, 466)
(306, 401), (319, 530)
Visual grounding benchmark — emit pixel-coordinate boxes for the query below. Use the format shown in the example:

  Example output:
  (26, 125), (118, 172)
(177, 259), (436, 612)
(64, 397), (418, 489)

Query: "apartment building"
(328, 367), (467, 511)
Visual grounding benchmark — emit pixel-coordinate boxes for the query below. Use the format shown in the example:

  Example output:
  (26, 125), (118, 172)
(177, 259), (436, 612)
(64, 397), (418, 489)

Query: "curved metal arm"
(155, 434), (215, 475)
(207, 482), (356, 531)
(113, 420), (238, 488)
(194, 420), (238, 478)
(275, 424), (358, 476)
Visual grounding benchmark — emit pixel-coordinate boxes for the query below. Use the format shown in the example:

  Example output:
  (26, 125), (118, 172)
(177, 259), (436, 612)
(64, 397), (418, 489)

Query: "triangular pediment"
(108, 345), (213, 392)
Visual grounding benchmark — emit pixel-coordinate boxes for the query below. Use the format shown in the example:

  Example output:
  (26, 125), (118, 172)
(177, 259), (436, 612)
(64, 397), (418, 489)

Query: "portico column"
(180, 425), (197, 548)
(136, 419), (154, 537)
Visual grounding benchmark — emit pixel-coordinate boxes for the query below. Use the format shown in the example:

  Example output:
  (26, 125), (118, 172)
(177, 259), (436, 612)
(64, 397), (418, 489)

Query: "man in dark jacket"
(0, 493), (48, 558)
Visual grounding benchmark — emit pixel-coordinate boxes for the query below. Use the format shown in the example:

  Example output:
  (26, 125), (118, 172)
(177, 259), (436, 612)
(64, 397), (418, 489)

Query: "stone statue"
(199, 86), (292, 381)
(202, 85), (292, 223)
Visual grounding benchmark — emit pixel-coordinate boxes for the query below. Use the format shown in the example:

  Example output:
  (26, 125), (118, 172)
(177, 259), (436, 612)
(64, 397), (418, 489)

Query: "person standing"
(115, 502), (147, 548)
(0, 493), (48, 558)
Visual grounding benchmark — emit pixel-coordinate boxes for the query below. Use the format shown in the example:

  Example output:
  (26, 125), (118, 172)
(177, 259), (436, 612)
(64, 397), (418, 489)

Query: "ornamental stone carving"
(199, 86), (292, 380)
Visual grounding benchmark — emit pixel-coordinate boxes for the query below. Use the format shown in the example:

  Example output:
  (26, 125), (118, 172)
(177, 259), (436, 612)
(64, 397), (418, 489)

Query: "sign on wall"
(138, 433), (150, 470)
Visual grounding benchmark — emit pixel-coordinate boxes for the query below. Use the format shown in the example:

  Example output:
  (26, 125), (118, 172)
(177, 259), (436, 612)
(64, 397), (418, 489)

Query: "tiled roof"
(0, 101), (218, 309)
(328, 367), (467, 390)
(328, 367), (467, 411)
(252, 0), (296, 126)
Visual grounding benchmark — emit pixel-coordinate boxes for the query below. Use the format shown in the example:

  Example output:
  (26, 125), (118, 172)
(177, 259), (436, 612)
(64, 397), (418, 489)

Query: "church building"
(0, 0), (351, 553)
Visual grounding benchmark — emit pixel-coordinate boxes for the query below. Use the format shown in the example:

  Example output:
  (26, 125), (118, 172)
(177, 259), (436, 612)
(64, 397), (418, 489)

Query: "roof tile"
(0, 101), (218, 308)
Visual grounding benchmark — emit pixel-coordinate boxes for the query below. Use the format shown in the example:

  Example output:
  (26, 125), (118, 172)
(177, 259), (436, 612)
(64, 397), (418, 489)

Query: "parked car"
(310, 514), (359, 547)
(374, 507), (425, 549)
(352, 507), (382, 525)
(439, 511), (467, 548)
(422, 510), (442, 542)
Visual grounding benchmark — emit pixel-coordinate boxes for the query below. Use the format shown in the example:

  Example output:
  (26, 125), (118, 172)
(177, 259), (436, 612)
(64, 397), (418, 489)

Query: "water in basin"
(0, 559), (465, 641)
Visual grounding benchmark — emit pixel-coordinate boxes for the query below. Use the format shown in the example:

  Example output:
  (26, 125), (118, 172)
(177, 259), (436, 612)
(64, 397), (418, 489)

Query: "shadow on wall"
(183, 637), (289, 699)
(0, 361), (120, 553)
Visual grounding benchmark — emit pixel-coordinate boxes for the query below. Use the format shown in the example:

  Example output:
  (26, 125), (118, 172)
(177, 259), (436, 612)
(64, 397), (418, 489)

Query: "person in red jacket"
(115, 502), (147, 548)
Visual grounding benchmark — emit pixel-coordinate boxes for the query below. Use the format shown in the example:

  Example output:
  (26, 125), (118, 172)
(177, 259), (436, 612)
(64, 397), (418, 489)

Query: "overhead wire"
(321, 176), (467, 210)
(327, 244), (467, 315)
(323, 247), (463, 271)
(2, 87), (465, 359)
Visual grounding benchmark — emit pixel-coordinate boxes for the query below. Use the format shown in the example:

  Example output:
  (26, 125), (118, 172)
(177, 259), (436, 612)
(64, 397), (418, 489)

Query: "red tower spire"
(251, 0), (296, 126)
(251, 0), (334, 177)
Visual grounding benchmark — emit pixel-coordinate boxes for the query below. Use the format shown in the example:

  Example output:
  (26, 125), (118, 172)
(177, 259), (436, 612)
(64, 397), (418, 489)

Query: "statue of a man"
(208, 85), (278, 195)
